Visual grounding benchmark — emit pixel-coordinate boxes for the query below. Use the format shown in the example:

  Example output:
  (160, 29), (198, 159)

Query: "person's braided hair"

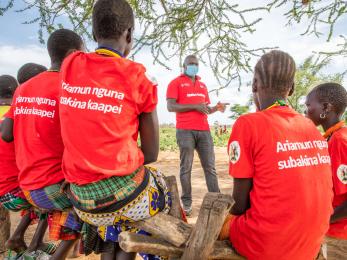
(255, 50), (296, 96)
(0, 75), (18, 98)
(17, 63), (47, 84)
(311, 82), (347, 116)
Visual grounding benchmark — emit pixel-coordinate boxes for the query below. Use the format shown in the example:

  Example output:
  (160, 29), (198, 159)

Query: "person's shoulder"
(18, 71), (49, 90)
(120, 59), (146, 75)
(121, 60), (159, 87)
(237, 111), (263, 122)
(335, 126), (347, 137)
(69, 50), (85, 59)
(263, 106), (307, 121)
(289, 110), (317, 126)
(20, 71), (60, 97)
(116, 59), (159, 90)
(63, 50), (85, 65)
(233, 112), (261, 129)
(60, 51), (84, 76)
(62, 51), (94, 71)
(168, 74), (186, 85)
(32, 71), (58, 84)
(331, 126), (347, 144)
(200, 81), (207, 88)
(196, 76), (207, 87)
(235, 109), (300, 129)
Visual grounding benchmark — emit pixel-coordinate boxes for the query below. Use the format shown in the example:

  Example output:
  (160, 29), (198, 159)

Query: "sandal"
(39, 243), (57, 255)
(18, 250), (51, 260)
(4, 249), (24, 260)
(9, 242), (56, 260)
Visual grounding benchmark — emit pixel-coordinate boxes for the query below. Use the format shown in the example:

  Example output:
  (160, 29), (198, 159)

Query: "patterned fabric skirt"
(0, 187), (38, 221)
(23, 183), (81, 241)
(67, 166), (171, 258)
(0, 187), (32, 211)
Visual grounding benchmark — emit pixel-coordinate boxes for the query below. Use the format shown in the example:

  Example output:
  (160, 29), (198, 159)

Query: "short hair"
(92, 0), (134, 41)
(183, 55), (198, 66)
(47, 29), (83, 64)
(255, 50), (296, 96)
(310, 82), (347, 115)
(17, 63), (47, 84)
(0, 75), (18, 98)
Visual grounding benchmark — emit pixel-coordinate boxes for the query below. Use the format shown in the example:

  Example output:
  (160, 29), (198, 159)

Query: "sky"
(0, 1), (346, 125)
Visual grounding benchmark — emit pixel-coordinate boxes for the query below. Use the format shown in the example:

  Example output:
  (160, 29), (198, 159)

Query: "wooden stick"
(119, 232), (244, 260)
(128, 212), (192, 247)
(210, 241), (244, 260)
(164, 175), (186, 260)
(119, 231), (183, 258)
(164, 175), (182, 219)
(181, 193), (234, 260)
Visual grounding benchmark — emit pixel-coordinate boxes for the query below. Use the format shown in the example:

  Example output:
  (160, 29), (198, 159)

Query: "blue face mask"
(185, 65), (199, 77)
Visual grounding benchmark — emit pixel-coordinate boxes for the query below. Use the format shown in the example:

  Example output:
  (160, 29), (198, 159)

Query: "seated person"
(0, 70), (52, 257)
(220, 50), (333, 260)
(59, 0), (170, 259)
(306, 83), (347, 260)
(2, 29), (84, 260)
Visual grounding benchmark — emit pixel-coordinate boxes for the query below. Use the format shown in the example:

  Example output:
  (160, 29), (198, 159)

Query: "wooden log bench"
(119, 232), (243, 260)
(119, 175), (244, 260)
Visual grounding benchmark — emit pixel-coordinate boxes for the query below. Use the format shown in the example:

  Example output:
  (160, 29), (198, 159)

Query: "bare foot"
(5, 238), (27, 253)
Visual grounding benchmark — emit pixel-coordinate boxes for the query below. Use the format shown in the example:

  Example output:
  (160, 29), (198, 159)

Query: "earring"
(320, 112), (326, 119)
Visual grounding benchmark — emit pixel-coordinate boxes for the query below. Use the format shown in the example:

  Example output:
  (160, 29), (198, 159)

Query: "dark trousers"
(176, 129), (220, 208)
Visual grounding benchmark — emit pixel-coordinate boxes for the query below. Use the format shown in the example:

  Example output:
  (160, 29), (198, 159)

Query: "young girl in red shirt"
(219, 50), (333, 260)
(0, 68), (56, 259)
(59, 0), (170, 259)
(2, 30), (84, 260)
(306, 82), (347, 259)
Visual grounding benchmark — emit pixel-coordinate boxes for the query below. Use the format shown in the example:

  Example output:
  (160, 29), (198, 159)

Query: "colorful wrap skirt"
(23, 183), (81, 241)
(0, 187), (38, 221)
(67, 166), (171, 258)
(0, 187), (32, 211)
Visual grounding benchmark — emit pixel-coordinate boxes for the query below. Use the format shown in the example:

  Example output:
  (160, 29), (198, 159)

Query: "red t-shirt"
(227, 106), (333, 260)
(59, 51), (157, 185)
(7, 72), (64, 190)
(0, 108), (19, 195)
(166, 74), (210, 131)
(326, 126), (347, 240)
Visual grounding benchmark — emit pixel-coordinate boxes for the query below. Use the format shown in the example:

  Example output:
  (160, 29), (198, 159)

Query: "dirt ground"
(4, 147), (232, 260)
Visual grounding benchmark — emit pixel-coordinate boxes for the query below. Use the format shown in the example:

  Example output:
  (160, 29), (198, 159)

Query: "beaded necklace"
(95, 46), (124, 58)
(266, 100), (288, 110)
(323, 121), (345, 140)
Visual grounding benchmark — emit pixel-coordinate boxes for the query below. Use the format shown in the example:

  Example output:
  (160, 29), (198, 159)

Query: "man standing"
(166, 54), (227, 216)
